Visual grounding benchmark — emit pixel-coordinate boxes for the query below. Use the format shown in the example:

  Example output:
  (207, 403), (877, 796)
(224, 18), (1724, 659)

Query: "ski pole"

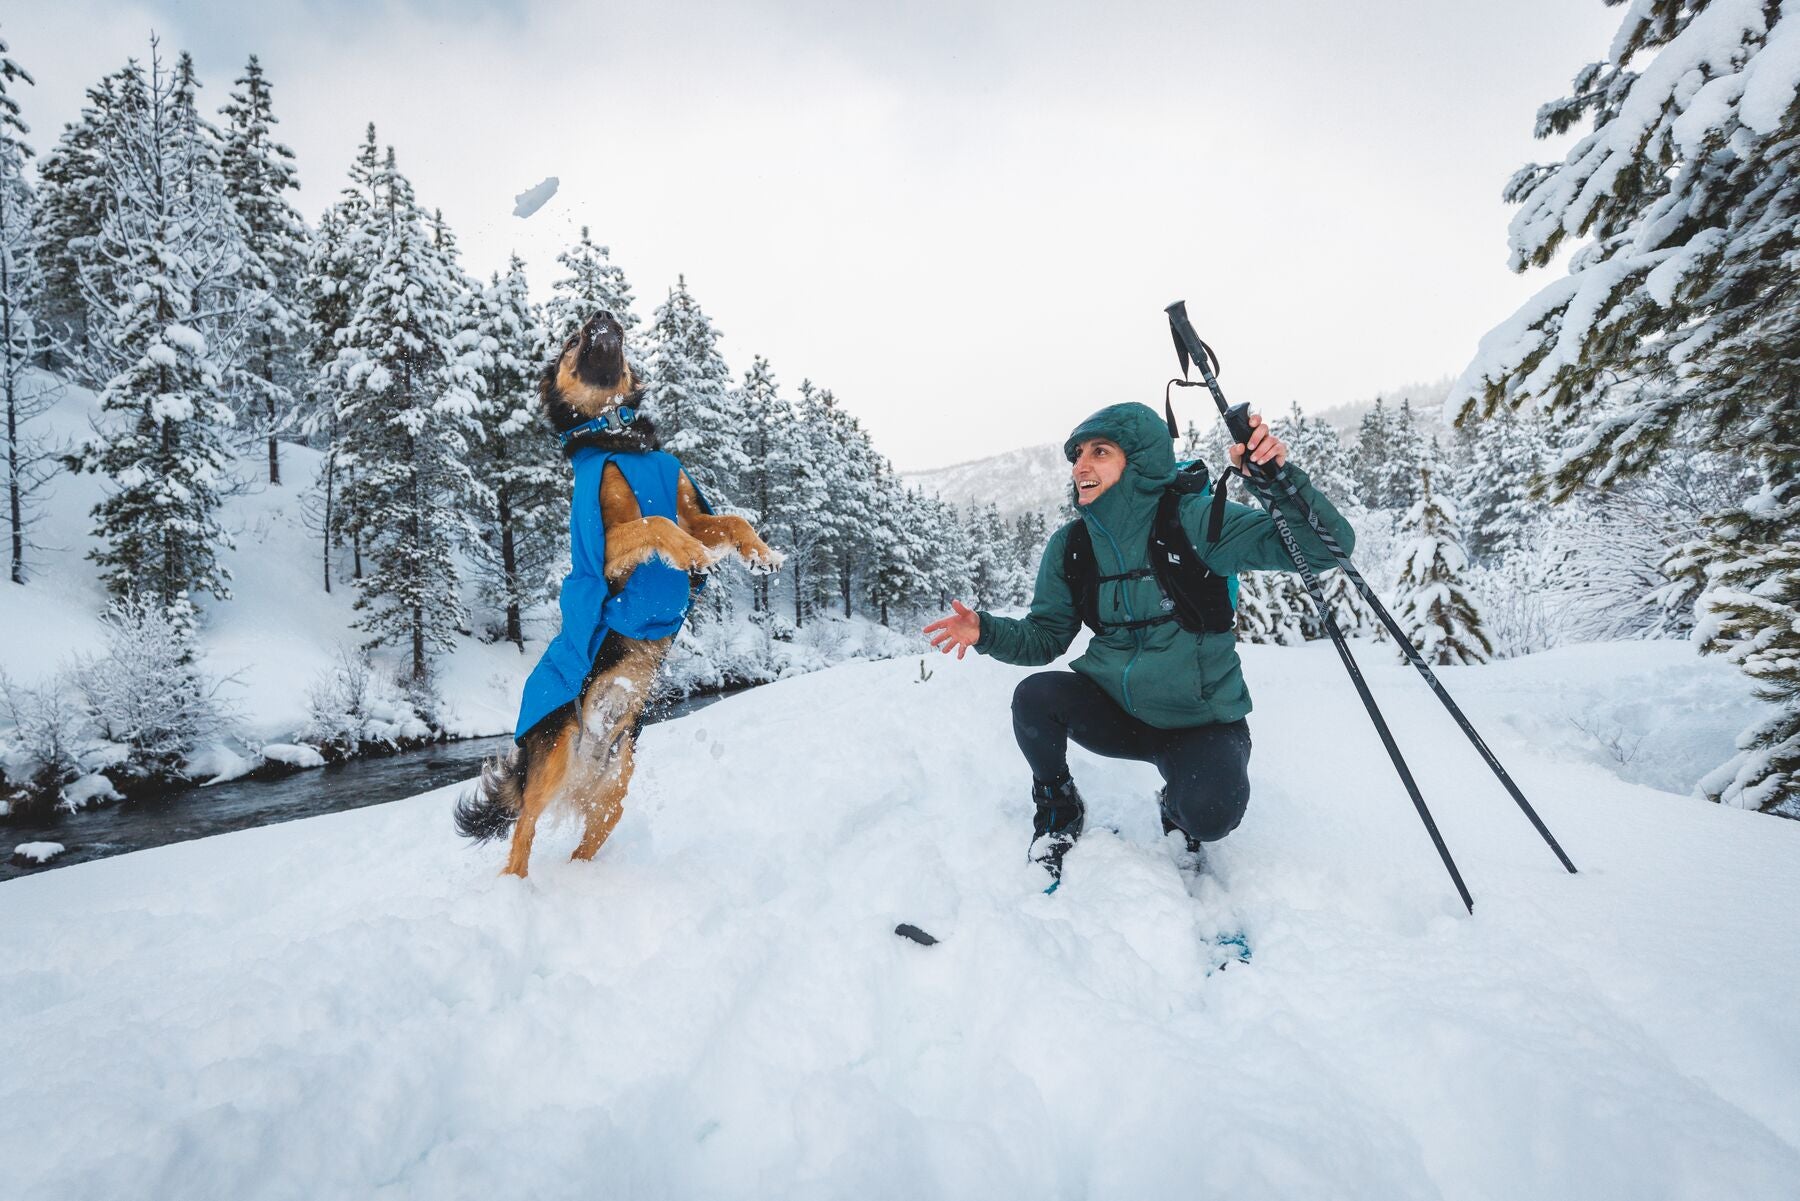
(1165, 300), (1577, 878)
(1257, 486), (1475, 912)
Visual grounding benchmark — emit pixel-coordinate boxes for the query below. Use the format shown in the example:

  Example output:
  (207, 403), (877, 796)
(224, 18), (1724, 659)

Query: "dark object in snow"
(1161, 301), (1582, 914)
(512, 177), (559, 219)
(894, 923), (938, 946)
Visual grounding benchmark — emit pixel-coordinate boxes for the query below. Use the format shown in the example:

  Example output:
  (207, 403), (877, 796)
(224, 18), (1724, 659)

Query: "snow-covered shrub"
(1466, 560), (1555, 659)
(0, 669), (90, 794)
(71, 594), (231, 784)
(300, 647), (433, 757)
(658, 606), (922, 700)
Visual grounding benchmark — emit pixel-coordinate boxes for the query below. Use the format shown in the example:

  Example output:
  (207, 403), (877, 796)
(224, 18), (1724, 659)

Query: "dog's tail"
(454, 743), (528, 843)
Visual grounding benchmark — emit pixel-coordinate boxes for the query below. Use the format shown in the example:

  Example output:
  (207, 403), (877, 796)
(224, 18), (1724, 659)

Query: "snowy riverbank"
(3, 640), (1795, 1200)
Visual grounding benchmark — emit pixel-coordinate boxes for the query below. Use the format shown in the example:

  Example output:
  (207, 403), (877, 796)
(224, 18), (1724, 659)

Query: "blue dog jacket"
(515, 447), (706, 742)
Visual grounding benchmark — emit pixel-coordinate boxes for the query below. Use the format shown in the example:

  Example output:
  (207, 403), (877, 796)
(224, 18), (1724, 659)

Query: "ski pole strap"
(1207, 470), (1232, 543)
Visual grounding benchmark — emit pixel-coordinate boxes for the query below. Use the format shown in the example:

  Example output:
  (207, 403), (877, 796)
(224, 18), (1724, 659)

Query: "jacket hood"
(1063, 402), (1177, 532)
(1063, 402), (1178, 487)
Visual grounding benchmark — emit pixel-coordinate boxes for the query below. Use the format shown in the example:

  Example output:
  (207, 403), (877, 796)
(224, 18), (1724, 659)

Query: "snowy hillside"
(4, 640), (1795, 1200)
(903, 441), (1069, 522)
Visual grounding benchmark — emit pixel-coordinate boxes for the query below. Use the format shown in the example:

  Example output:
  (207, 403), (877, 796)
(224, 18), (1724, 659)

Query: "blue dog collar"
(558, 405), (638, 445)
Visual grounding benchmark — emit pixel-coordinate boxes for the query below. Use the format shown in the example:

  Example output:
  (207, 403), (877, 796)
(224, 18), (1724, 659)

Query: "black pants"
(1011, 670), (1252, 842)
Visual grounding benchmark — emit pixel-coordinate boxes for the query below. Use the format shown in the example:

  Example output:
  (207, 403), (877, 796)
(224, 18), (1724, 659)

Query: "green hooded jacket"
(974, 402), (1356, 729)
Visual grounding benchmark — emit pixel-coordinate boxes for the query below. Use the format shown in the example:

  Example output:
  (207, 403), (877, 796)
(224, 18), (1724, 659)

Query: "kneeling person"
(924, 401), (1355, 883)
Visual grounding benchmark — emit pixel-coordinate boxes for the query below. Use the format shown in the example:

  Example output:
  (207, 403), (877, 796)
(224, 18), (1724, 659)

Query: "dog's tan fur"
(504, 634), (667, 877)
(472, 313), (779, 879)
(555, 353), (634, 421)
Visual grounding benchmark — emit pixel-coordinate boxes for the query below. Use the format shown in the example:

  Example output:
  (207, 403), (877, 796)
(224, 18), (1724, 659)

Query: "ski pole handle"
(1167, 300), (1284, 485)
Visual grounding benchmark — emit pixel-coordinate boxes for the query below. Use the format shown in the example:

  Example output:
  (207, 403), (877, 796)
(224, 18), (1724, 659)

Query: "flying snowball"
(512, 177), (560, 219)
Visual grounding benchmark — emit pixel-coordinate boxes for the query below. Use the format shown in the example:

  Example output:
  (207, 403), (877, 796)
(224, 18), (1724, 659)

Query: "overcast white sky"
(5, 0), (1619, 470)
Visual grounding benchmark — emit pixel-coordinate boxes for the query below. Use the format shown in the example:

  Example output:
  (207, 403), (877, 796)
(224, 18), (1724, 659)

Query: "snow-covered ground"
(3, 640), (1795, 1201)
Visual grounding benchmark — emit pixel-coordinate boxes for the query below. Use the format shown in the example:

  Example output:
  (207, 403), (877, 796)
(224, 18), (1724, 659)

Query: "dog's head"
(540, 310), (660, 456)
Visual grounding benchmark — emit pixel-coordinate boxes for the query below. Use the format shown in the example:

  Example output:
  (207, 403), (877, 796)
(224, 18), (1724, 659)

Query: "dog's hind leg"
(567, 637), (666, 863)
(502, 723), (574, 878)
(572, 736), (636, 862)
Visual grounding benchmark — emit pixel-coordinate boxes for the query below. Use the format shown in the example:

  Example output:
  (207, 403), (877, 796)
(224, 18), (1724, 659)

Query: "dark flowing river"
(1, 689), (734, 882)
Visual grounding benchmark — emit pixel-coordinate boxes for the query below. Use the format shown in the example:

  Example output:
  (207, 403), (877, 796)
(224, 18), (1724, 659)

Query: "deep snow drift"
(3, 641), (1797, 1201)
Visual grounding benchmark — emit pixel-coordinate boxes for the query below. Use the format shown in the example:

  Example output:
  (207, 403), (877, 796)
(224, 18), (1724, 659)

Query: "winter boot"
(1029, 775), (1086, 886)
(1159, 786), (1207, 870)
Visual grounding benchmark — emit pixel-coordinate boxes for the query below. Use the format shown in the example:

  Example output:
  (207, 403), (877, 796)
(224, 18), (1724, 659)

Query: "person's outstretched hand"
(923, 599), (981, 659)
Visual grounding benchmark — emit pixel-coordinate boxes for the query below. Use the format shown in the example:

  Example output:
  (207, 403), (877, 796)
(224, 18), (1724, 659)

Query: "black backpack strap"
(1206, 468), (1232, 543)
(1065, 518), (1175, 637)
(1153, 491), (1236, 634)
(1061, 519), (1102, 635)
(1067, 501), (1234, 637)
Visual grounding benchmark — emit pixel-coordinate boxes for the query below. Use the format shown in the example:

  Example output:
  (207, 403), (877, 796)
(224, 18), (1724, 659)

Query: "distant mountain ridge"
(901, 442), (1070, 522)
(1307, 376), (1455, 434)
(902, 378), (1456, 519)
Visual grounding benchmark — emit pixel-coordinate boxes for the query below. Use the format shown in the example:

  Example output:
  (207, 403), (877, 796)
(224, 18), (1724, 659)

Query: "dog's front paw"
(744, 543), (785, 574)
(657, 532), (724, 575)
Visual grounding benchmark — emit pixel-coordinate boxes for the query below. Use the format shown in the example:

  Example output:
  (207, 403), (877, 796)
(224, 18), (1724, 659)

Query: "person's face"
(1072, 438), (1126, 506)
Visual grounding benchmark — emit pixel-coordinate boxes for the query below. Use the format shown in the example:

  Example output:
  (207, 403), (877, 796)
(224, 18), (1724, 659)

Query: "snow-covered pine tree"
(74, 42), (241, 606)
(926, 493), (974, 609)
(641, 276), (747, 502)
(1451, 405), (1550, 566)
(1010, 509), (1049, 599)
(468, 255), (565, 650)
(1179, 416), (1232, 468)
(776, 379), (833, 627)
(1, 32), (58, 587)
(1455, 0), (1800, 813)
(1353, 396), (1392, 508)
(865, 462), (928, 626)
(543, 225), (639, 357)
(734, 355), (787, 613)
(327, 146), (481, 686)
(963, 501), (1018, 610)
(1234, 572), (1299, 645)
(1373, 399), (1430, 512)
(1275, 409), (1376, 638)
(1392, 467), (1492, 666)
(811, 385), (881, 617)
(217, 54), (305, 486)
(1283, 406), (1357, 502)
(31, 66), (128, 367)
(297, 124), (384, 591)
(152, 51), (266, 425)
